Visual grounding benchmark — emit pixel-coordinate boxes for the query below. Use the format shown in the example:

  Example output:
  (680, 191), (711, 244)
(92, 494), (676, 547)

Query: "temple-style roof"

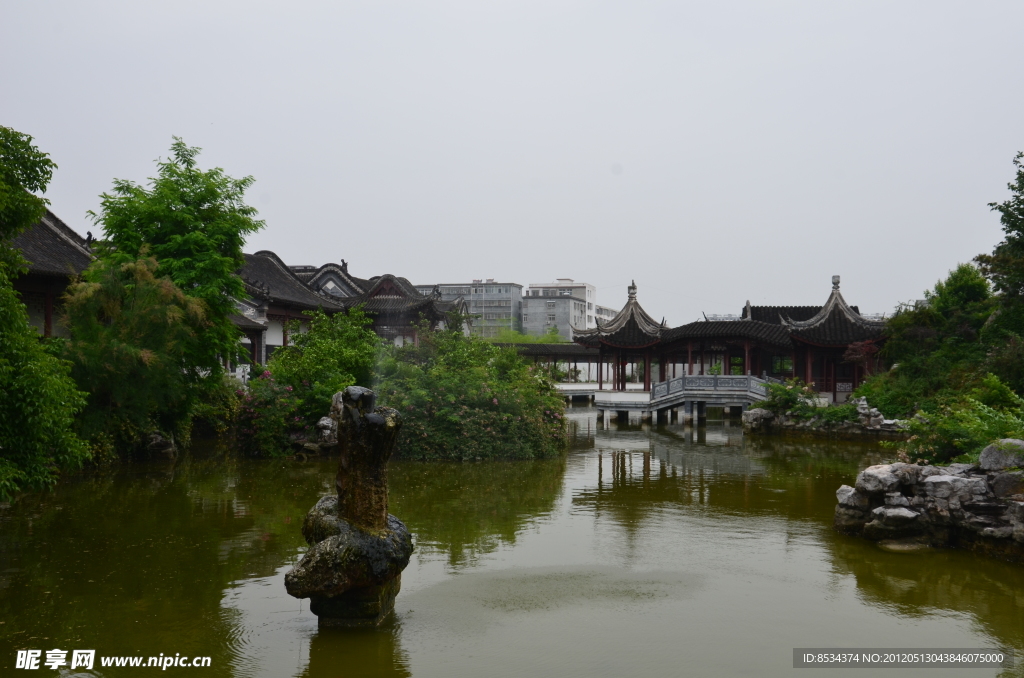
(574, 282), (667, 348)
(240, 251), (344, 311)
(662, 319), (793, 347)
(336, 273), (464, 317)
(11, 210), (92, 278)
(291, 259), (370, 298)
(780, 276), (885, 346)
(741, 300), (860, 324)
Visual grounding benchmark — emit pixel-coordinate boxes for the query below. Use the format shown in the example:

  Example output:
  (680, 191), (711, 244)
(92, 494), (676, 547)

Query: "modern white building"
(521, 279), (618, 340)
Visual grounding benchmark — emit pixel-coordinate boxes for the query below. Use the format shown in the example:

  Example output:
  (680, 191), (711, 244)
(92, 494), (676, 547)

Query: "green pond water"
(2, 407), (1023, 677)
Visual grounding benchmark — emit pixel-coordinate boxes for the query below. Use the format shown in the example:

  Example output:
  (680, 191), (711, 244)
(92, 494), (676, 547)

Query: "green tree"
(0, 127), (89, 499)
(89, 138), (264, 376)
(267, 307), (381, 422)
(855, 264), (995, 416)
(0, 126), (57, 269)
(62, 256), (209, 452)
(376, 313), (566, 460)
(976, 152), (1024, 306)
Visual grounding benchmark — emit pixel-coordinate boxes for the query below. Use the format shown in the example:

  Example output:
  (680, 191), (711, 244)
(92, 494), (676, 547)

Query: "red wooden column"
(658, 353), (666, 382)
(644, 351), (652, 391)
(805, 350), (813, 389)
(744, 341), (750, 376)
(687, 342), (693, 375)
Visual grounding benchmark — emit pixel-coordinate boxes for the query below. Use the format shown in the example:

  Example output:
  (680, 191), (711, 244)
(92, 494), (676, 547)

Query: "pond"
(1, 407), (1022, 677)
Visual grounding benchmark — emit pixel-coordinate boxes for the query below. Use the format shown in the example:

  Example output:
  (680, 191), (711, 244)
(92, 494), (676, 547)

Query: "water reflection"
(1, 411), (1022, 677)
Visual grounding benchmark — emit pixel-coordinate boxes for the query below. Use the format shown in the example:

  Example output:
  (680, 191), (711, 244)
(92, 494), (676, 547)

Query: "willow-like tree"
(0, 126), (89, 499)
(89, 138), (264, 377)
(63, 256), (209, 451)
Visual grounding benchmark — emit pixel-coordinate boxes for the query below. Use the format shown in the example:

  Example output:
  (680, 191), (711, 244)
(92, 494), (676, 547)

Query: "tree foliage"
(0, 126), (57, 271)
(855, 264), (996, 417)
(267, 307), (381, 423)
(62, 256), (209, 451)
(376, 314), (566, 460)
(976, 152), (1024, 304)
(0, 127), (88, 499)
(88, 138), (264, 374)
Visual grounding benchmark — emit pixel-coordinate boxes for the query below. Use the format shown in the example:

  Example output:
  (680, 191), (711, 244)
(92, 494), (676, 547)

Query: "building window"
(523, 314), (528, 322)
(546, 301), (555, 308)
(547, 314), (556, 322)
(772, 356), (793, 373)
(587, 315), (593, 323)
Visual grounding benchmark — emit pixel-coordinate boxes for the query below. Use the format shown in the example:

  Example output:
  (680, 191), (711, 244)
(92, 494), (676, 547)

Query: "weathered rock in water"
(740, 408), (774, 431)
(978, 439), (1024, 472)
(833, 440), (1024, 563)
(285, 386), (413, 627)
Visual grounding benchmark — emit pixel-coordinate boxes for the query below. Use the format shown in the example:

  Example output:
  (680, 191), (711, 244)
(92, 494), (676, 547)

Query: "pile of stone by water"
(834, 440), (1024, 561)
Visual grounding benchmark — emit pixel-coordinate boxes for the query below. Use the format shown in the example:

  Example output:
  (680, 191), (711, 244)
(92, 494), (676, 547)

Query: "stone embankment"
(742, 396), (908, 439)
(834, 439), (1024, 562)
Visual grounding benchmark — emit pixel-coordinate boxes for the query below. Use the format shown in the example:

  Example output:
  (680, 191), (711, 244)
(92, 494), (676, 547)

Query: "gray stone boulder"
(923, 475), (987, 500)
(836, 485), (870, 509)
(741, 408), (774, 431)
(991, 471), (1024, 498)
(855, 465), (900, 494)
(979, 439), (1024, 472)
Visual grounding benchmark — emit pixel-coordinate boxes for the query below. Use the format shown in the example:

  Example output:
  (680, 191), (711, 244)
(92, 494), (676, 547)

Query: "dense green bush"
(267, 308), (380, 424)
(892, 392), (1024, 465)
(376, 317), (566, 460)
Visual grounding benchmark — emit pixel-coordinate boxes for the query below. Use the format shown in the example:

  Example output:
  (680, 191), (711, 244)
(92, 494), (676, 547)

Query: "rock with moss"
(285, 386), (413, 627)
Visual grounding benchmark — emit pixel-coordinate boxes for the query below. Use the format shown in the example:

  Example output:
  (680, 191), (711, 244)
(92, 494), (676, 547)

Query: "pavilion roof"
(240, 251), (344, 311)
(11, 210), (92, 278)
(662, 319), (793, 347)
(780, 276), (885, 346)
(573, 282), (666, 348)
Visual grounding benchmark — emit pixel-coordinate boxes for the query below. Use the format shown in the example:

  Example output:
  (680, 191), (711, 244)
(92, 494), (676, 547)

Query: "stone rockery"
(285, 386), (414, 627)
(834, 439), (1024, 562)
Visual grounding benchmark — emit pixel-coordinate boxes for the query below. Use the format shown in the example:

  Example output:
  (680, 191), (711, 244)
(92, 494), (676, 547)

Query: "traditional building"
(238, 253), (468, 360)
(10, 211), (93, 337)
(573, 276), (886, 404)
(335, 274), (468, 345)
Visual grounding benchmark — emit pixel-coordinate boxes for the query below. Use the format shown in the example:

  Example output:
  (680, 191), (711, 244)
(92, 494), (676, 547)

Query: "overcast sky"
(4, 1), (1022, 324)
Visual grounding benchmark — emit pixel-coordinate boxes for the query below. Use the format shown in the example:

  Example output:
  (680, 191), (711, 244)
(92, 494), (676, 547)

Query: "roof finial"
(832, 275), (840, 290)
(628, 280), (637, 300)
(341, 259), (348, 274)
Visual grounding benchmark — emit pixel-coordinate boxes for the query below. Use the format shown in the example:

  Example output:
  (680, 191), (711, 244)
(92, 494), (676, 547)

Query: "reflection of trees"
(302, 623), (410, 678)
(0, 455), (331, 674)
(827, 536), (1024, 657)
(388, 457), (566, 567)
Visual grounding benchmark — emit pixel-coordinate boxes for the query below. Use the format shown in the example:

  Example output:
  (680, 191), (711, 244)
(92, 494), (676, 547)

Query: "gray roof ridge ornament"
(781, 275), (886, 330)
(628, 280), (637, 300)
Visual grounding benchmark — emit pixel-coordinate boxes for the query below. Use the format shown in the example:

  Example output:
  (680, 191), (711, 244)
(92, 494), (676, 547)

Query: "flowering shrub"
(759, 378), (821, 417)
(234, 371), (305, 457)
(375, 315), (566, 460)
